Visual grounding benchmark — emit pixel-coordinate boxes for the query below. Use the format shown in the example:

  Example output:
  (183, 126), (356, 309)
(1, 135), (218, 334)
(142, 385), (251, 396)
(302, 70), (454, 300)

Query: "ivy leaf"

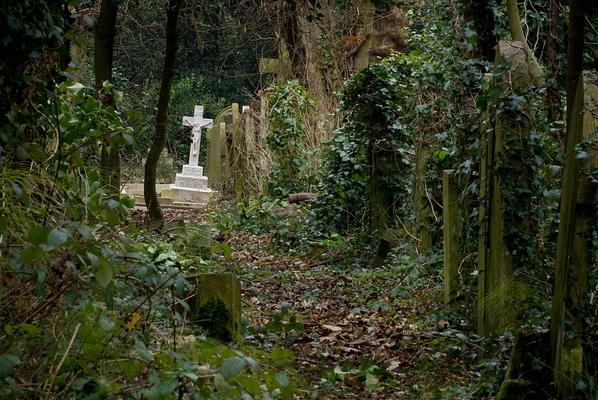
(27, 226), (50, 245)
(94, 259), (113, 288)
(21, 246), (45, 265)
(143, 378), (178, 400)
(134, 339), (154, 363)
(47, 228), (69, 249)
(67, 82), (85, 94)
(211, 243), (232, 260)
(365, 373), (379, 391)
(0, 354), (20, 380)
(243, 356), (262, 373)
(76, 224), (93, 240)
(220, 356), (245, 380)
(274, 372), (290, 388)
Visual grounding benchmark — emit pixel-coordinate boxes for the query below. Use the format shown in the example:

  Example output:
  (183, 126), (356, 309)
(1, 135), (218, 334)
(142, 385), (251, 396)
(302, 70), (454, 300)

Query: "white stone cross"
(182, 105), (213, 166)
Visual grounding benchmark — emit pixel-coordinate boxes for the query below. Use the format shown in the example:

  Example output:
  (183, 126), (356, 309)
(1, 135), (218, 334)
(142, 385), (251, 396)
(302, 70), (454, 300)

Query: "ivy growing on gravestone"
(197, 297), (233, 342)
(266, 80), (317, 198)
(314, 54), (422, 231)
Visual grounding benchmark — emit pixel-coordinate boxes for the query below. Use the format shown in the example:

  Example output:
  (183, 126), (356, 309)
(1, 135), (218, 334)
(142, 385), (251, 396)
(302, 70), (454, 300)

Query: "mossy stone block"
(196, 273), (241, 342)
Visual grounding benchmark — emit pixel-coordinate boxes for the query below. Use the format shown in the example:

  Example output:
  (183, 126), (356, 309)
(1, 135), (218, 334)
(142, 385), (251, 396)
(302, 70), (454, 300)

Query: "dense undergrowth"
(1, 0), (597, 399)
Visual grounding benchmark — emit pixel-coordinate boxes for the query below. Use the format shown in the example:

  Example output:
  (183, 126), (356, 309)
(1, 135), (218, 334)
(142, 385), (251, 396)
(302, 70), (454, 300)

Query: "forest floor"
(152, 206), (485, 399)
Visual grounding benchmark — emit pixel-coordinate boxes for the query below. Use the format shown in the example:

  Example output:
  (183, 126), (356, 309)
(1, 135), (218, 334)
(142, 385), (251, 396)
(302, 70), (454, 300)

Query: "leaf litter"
(153, 207), (481, 399)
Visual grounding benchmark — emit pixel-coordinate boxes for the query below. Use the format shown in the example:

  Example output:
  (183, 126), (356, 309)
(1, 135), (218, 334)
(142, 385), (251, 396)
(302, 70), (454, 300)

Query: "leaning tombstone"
(551, 70), (598, 396)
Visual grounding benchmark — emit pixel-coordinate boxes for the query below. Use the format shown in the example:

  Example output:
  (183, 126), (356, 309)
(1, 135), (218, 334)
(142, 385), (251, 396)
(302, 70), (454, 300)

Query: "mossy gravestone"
(477, 41), (538, 336)
(191, 273), (241, 343)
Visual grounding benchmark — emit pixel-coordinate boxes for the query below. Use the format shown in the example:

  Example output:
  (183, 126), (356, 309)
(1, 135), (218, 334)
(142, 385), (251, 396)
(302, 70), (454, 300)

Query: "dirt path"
(157, 208), (478, 399)
(227, 231), (477, 399)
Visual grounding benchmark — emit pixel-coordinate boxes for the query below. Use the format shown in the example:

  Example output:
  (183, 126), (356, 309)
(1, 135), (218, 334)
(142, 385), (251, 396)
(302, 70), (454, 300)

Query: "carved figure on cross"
(182, 105), (213, 166)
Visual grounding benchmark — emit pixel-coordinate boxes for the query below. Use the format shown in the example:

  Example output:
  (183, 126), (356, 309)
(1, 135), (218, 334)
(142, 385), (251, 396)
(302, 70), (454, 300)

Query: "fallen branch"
(288, 192), (318, 203)
(44, 323), (81, 399)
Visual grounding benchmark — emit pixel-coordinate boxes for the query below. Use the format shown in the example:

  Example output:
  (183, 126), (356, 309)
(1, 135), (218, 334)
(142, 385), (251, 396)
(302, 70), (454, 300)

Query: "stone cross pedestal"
(171, 105), (215, 205)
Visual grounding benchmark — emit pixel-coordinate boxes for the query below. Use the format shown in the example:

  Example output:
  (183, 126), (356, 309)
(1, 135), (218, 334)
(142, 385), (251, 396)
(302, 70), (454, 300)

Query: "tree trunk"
(545, 0), (562, 123)
(94, 0), (120, 198)
(354, 0), (375, 71)
(144, 0), (182, 224)
(550, 0), (588, 395)
(506, 0), (544, 85)
(564, 0), (585, 128)
(279, 0), (302, 77)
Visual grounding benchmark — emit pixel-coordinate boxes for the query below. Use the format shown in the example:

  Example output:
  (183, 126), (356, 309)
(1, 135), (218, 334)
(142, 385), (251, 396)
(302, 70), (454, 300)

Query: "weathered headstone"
(206, 123), (224, 189)
(170, 106), (214, 204)
(443, 169), (460, 304)
(551, 70), (597, 395)
(194, 273), (242, 343)
(258, 57), (292, 81)
(478, 41), (537, 336)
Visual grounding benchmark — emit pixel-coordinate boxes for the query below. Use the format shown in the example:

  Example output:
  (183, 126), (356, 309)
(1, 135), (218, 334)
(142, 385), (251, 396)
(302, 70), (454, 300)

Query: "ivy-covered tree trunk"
(94, 0), (120, 198)
(279, 0), (302, 76)
(413, 138), (433, 255)
(144, 0), (182, 224)
(477, 41), (538, 336)
(369, 125), (395, 232)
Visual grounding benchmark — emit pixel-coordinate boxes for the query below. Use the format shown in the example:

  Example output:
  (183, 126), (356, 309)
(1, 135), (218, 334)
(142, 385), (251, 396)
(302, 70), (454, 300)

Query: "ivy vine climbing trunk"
(505, 0), (544, 85)
(94, 0), (120, 198)
(144, 0), (182, 224)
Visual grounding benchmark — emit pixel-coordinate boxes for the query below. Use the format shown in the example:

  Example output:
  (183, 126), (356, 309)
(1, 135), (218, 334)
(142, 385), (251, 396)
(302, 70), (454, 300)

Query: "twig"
(44, 323), (81, 399)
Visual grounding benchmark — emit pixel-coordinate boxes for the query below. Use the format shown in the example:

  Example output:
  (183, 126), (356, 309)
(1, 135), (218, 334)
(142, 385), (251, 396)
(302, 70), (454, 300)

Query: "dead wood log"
(288, 192), (318, 203)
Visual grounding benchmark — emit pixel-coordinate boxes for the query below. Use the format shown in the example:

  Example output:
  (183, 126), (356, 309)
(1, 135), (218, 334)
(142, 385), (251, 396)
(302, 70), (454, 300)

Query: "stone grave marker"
(170, 106), (214, 204)
(442, 169), (461, 304)
(190, 272), (242, 343)
(207, 122), (225, 189)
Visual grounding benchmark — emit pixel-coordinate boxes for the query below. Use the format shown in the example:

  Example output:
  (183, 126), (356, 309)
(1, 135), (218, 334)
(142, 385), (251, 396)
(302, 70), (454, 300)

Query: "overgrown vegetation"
(1, 0), (597, 399)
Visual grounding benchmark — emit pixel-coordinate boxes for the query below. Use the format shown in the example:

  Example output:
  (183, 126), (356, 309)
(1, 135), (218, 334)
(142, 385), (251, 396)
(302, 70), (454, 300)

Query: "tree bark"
(545, 0), (562, 122)
(144, 0), (182, 224)
(279, 0), (302, 77)
(565, 0), (585, 128)
(94, 0), (120, 198)
(354, 0), (375, 70)
(506, 0), (544, 85)
(466, 0), (497, 61)
(550, 0), (587, 395)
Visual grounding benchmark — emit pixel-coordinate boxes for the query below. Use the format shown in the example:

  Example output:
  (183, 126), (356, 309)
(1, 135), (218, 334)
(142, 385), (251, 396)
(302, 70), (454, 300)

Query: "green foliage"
(113, 0), (264, 103)
(197, 298), (232, 342)
(0, 0), (74, 118)
(321, 359), (396, 393)
(1, 80), (132, 171)
(267, 80), (318, 198)
(123, 74), (226, 163)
